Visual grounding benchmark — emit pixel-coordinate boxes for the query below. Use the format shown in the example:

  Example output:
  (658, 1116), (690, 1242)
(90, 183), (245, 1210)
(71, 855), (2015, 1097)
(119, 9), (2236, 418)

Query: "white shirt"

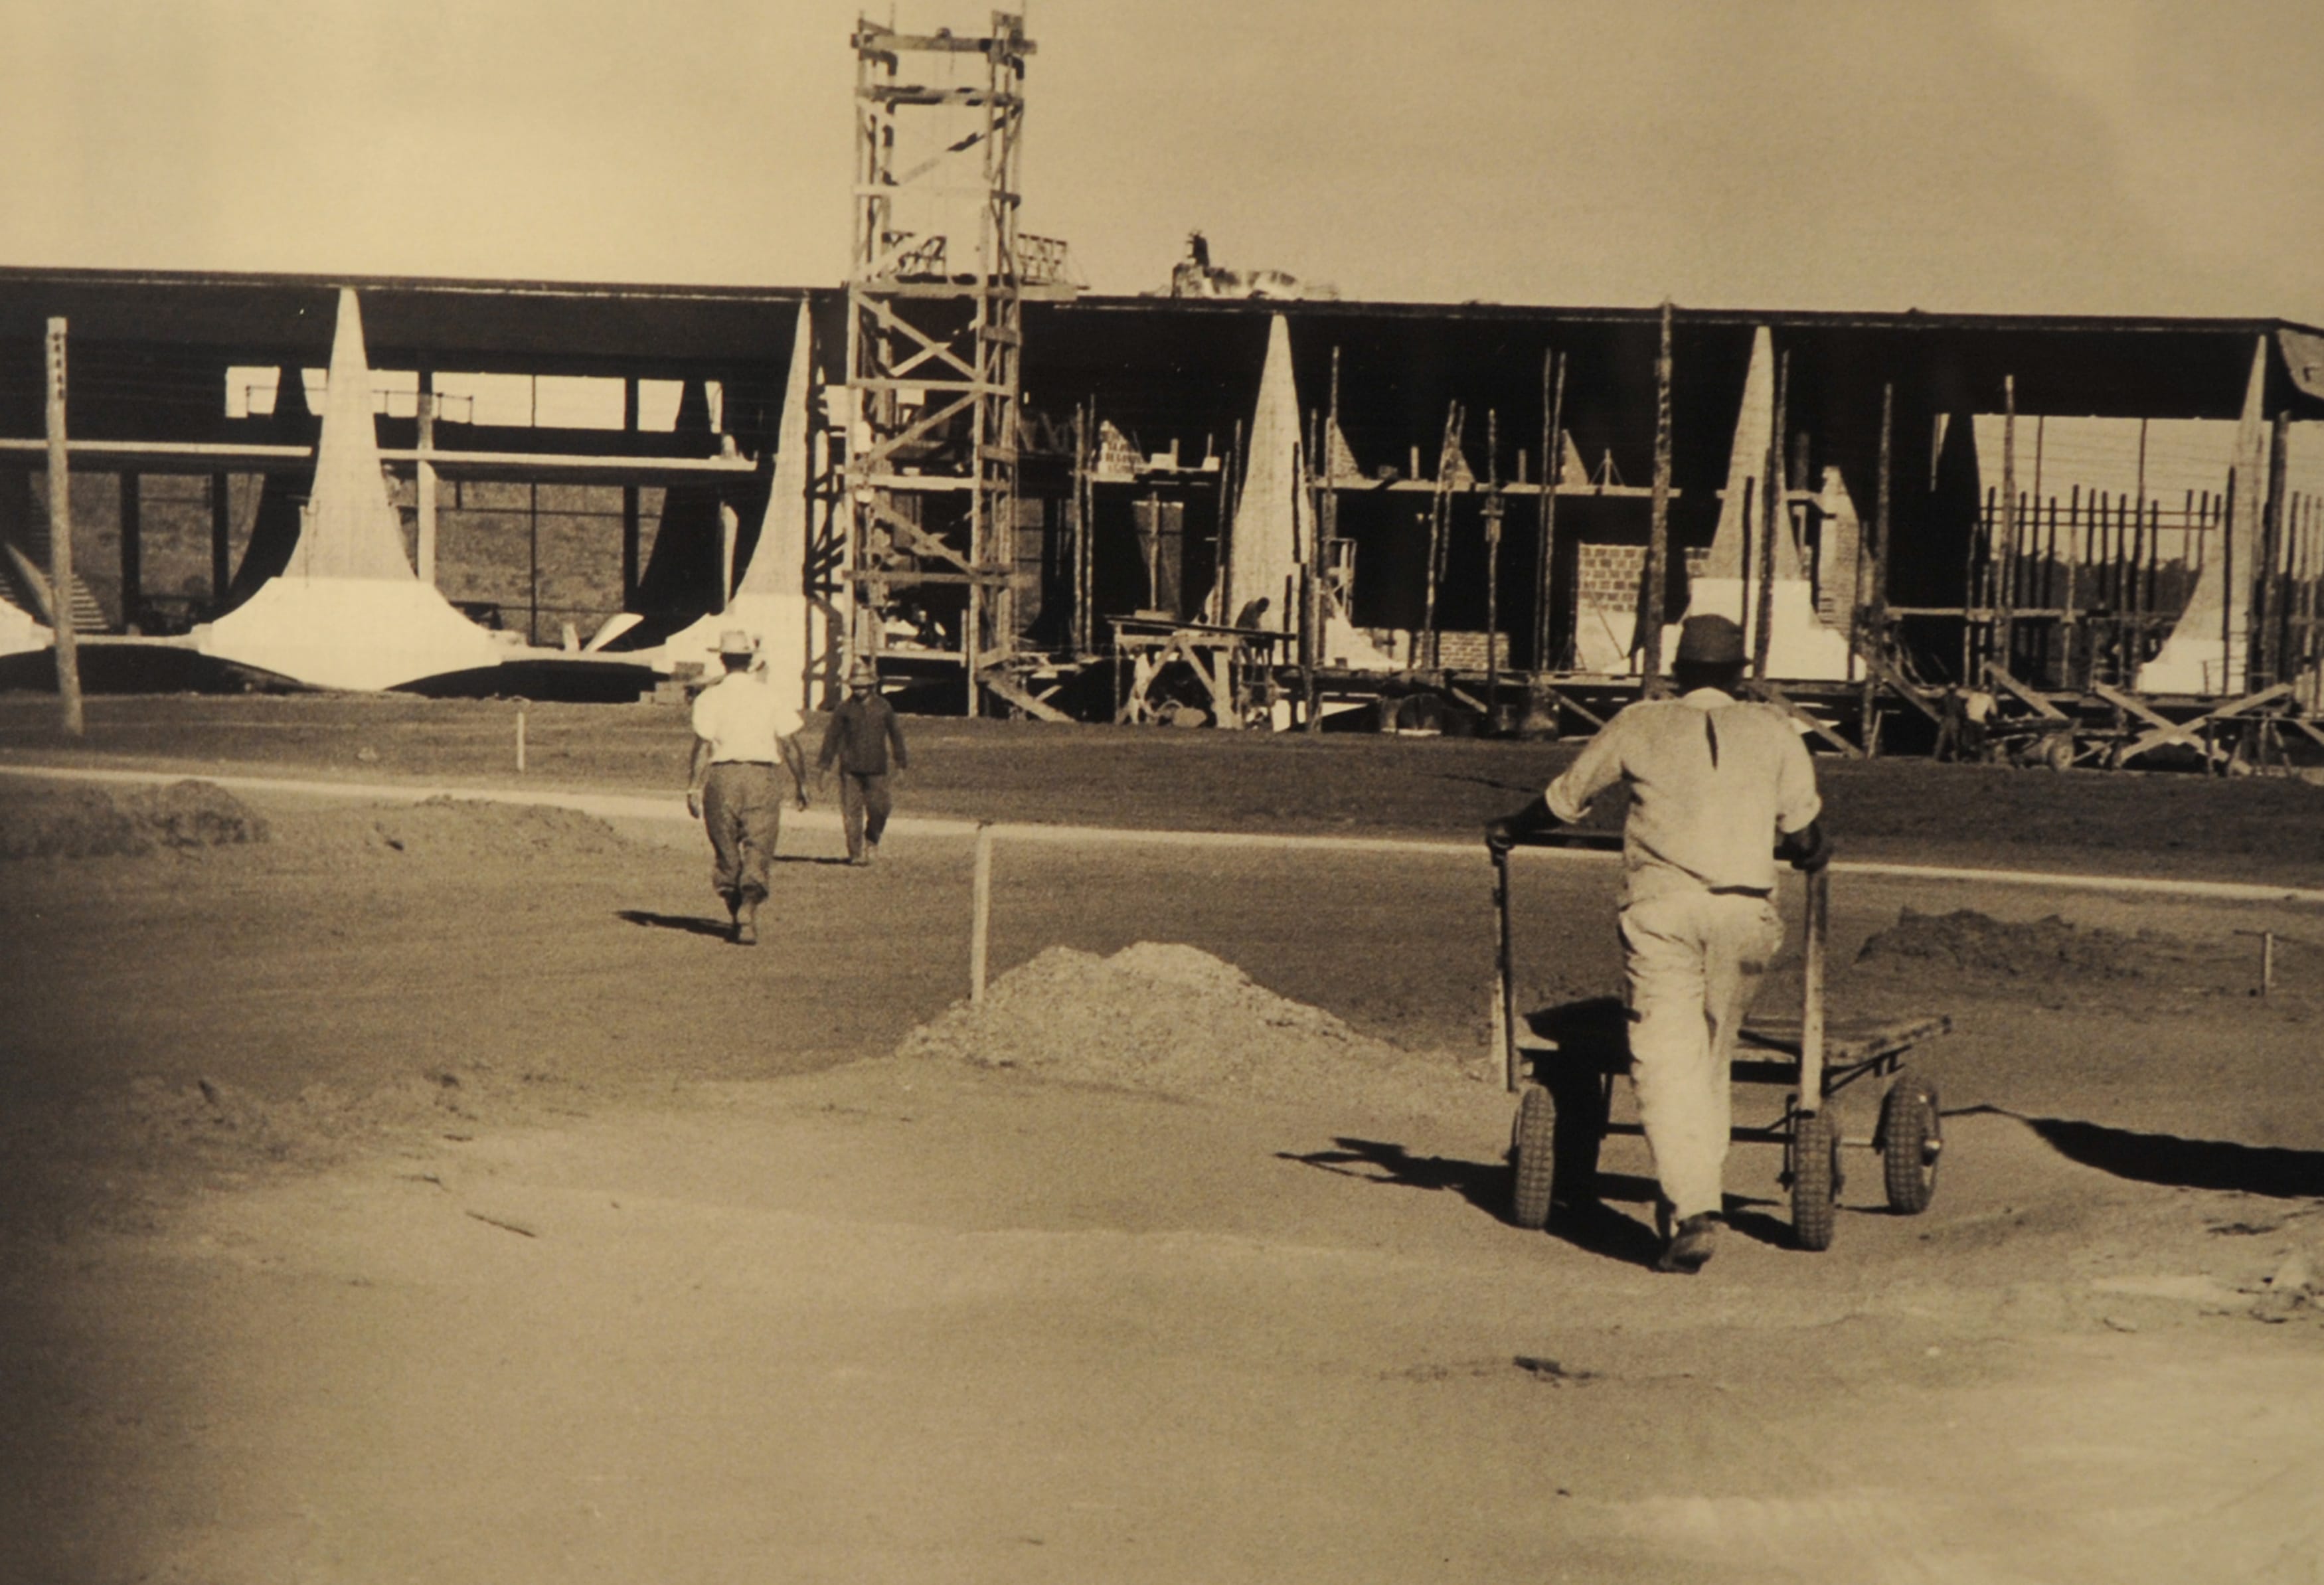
(1546, 687), (1821, 906)
(691, 668), (803, 764)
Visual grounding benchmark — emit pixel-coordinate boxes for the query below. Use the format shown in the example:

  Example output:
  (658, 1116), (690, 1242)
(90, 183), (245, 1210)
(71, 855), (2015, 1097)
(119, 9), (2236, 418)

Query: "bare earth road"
(3, 713), (2322, 1584)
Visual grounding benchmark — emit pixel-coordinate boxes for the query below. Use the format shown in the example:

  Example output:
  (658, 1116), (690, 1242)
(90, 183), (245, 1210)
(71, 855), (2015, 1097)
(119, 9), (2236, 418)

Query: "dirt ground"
(3, 725), (2323, 1583)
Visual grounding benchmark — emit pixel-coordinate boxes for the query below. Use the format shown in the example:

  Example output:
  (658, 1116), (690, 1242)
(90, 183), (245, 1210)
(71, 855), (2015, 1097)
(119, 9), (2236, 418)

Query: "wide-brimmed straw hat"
(845, 659), (878, 687)
(717, 629), (757, 657)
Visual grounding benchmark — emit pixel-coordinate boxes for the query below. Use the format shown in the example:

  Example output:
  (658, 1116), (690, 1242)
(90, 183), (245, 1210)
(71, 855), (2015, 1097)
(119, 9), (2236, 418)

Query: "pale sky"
(5, 0), (2321, 323)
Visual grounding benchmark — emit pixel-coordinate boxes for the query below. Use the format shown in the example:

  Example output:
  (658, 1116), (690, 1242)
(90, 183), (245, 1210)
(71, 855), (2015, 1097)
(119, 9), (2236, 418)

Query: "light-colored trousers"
(1620, 887), (1785, 1221)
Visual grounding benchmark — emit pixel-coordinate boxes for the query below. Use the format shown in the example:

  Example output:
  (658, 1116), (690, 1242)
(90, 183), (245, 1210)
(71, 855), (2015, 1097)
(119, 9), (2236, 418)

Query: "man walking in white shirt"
(686, 629), (809, 945)
(1489, 614), (1828, 1273)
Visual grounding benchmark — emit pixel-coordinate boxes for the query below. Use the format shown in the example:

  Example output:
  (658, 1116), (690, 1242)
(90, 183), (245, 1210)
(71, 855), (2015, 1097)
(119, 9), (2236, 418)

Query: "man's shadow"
(616, 909), (737, 939)
(1281, 996), (1787, 1270)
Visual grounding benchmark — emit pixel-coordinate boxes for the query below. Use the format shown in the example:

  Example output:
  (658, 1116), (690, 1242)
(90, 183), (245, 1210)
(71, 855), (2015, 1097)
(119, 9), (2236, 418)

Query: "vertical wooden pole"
(416, 369), (438, 586)
(530, 483), (544, 645)
(1424, 402), (1457, 673)
(516, 703), (528, 773)
(2258, 410), (2291, 687)
(1752, 349), (1785, 681)
(969, 822), (994, 1003)
(1643, 301), (1673, 690)
(118, 470), (141, 631)
(1219, 413), (1241, 627)
(621, 376), (641, 607)
(1069, 404), (1090, 652)
(1859, 382), (1892, 748)
(44, 319), (84, 736)
(1535, 349), (1564, 672)
(2220, 469), (2237, 693)
(1995, 376), (2017, 681)
(1485, 409), (1503, 703)
(210, 469), (232, 608)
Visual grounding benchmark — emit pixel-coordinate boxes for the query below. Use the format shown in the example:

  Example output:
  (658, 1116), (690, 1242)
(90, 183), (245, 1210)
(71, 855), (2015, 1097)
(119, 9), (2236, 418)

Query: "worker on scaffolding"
(1487, 614), (1829, 1274)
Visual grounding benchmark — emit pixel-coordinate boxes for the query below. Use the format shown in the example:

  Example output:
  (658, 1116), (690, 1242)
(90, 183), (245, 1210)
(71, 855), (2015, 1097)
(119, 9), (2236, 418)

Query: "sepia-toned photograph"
(3, 3), (2322, 1579)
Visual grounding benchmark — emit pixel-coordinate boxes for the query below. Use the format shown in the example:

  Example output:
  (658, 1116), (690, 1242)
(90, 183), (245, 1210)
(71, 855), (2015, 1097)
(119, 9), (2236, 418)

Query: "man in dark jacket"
(818, 658), (909, 865)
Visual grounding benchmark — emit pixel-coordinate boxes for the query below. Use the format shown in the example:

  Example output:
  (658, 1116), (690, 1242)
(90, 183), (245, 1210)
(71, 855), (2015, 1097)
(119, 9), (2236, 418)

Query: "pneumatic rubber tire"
(1791, 1108), (1839, 1252)
(1511, 1084), (1556, 1230)
(1880, 1074), (1942, 1214)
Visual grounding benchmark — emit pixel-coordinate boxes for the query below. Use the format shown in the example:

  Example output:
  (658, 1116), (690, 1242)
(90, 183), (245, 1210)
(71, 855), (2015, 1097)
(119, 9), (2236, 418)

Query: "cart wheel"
(1879, 1073), (1942, 1214)
(1790, 1108), (1839, 1252)
(1511, 1083), (1557, 1230)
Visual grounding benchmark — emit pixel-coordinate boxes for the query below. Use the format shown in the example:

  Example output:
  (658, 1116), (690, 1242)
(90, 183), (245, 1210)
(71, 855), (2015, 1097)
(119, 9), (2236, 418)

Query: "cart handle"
(1797, 865), (1829, 1112)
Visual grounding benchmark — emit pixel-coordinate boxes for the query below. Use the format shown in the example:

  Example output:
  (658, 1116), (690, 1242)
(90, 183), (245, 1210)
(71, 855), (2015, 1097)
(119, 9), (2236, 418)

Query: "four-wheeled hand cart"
(1489, 833), (1950, 1250)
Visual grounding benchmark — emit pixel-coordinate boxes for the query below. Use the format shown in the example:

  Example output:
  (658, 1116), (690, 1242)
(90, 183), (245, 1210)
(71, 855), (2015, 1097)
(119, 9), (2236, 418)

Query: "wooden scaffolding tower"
(843, 13), (1036, 712)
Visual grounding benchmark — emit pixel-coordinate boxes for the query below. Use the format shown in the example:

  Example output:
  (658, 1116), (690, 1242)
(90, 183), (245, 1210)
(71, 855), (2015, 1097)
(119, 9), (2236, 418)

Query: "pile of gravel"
(899, 941), (1479, 1108)
(1857, 907), (2148, 979)
(0, 780), (270, 860)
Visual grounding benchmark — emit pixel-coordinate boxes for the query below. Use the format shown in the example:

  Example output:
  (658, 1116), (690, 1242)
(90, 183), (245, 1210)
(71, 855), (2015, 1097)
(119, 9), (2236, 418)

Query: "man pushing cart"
(1488, 614), (1835, 1274)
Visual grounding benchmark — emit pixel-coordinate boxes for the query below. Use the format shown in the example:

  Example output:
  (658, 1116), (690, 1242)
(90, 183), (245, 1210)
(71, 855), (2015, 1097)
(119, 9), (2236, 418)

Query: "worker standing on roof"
(1488, 614), (1828, 1274)
(819, 657), (909, 866)
(686, 629), (809, 945)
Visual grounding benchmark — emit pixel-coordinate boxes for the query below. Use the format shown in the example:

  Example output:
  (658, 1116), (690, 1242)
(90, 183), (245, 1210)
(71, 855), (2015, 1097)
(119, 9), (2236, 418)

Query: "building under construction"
(4, 13), (2322, 768)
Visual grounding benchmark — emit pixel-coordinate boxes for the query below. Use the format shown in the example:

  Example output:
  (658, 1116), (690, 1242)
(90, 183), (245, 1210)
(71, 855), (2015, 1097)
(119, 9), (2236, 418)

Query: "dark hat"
(1675, 614), (1746, 666)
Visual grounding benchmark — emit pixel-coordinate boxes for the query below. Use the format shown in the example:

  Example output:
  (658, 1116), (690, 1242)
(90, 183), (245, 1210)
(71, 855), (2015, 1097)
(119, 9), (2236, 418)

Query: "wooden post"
(1752, 349), (1786, 681)
(516, 703), (528, 773)
(1069, 404), (1090, 653)
(416, 369), (439, 586)
(44, 319), (84, 736)
(1485, 409), (1503, 703)
(1311, 349), (1341, 735)
(969, 822), (994, 1004)
(1859, 382), (1892, 748)
(1642, 301), (1673, 690)
(210, 469), (231, 607)
(118, 470), (141, 631)
(1996, 376), (2018, 681)
(2041, 494), (2058, 685)
(1424, 401), (1459, 673)
(2220, 469), (2237, 693)
(2258, 410), (2291, 687)
(621, 376), (641, 607)
(1535, 348), (1564, 672)
(1218, 412), (1240, 632)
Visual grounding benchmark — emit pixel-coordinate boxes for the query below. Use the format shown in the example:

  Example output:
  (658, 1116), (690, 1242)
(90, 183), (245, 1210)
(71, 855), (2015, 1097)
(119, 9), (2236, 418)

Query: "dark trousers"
(837, 771), (892, 859)
(703, 762), (781, 908)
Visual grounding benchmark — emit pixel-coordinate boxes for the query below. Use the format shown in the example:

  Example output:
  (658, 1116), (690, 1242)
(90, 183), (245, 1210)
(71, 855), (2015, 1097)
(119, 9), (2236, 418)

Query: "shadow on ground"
(616, 909), (736, 940)
(1987, 1109), (2324, 1199)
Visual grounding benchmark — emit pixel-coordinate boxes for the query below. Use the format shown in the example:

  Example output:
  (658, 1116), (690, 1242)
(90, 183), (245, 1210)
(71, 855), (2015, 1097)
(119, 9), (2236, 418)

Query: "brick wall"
(1576, 542), (1644, 610)
(1434, 629), (1511, 669)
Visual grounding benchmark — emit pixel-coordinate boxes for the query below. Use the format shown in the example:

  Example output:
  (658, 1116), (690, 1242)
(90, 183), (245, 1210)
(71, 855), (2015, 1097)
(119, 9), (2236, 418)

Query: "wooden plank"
(1540, 684), (1607, 731)
(1981, 661), (2070, 720)
(981, 673), (1073, 723)
(1861, 650), (1947, 724)
(1747, 679), (1863, 758)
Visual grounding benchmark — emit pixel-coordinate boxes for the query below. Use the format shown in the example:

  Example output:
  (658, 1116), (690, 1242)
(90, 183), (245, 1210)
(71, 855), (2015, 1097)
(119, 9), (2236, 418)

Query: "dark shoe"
(1656, 1213), (1719, 1274)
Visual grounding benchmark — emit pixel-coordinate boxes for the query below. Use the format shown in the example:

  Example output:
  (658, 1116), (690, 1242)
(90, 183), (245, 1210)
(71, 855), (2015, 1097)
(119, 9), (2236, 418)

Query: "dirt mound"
(898, 941), (1482, 1109)
(0, 780), (269, 860)
(274, 795), (633, 863)
(1858, 907), (2147, 979)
